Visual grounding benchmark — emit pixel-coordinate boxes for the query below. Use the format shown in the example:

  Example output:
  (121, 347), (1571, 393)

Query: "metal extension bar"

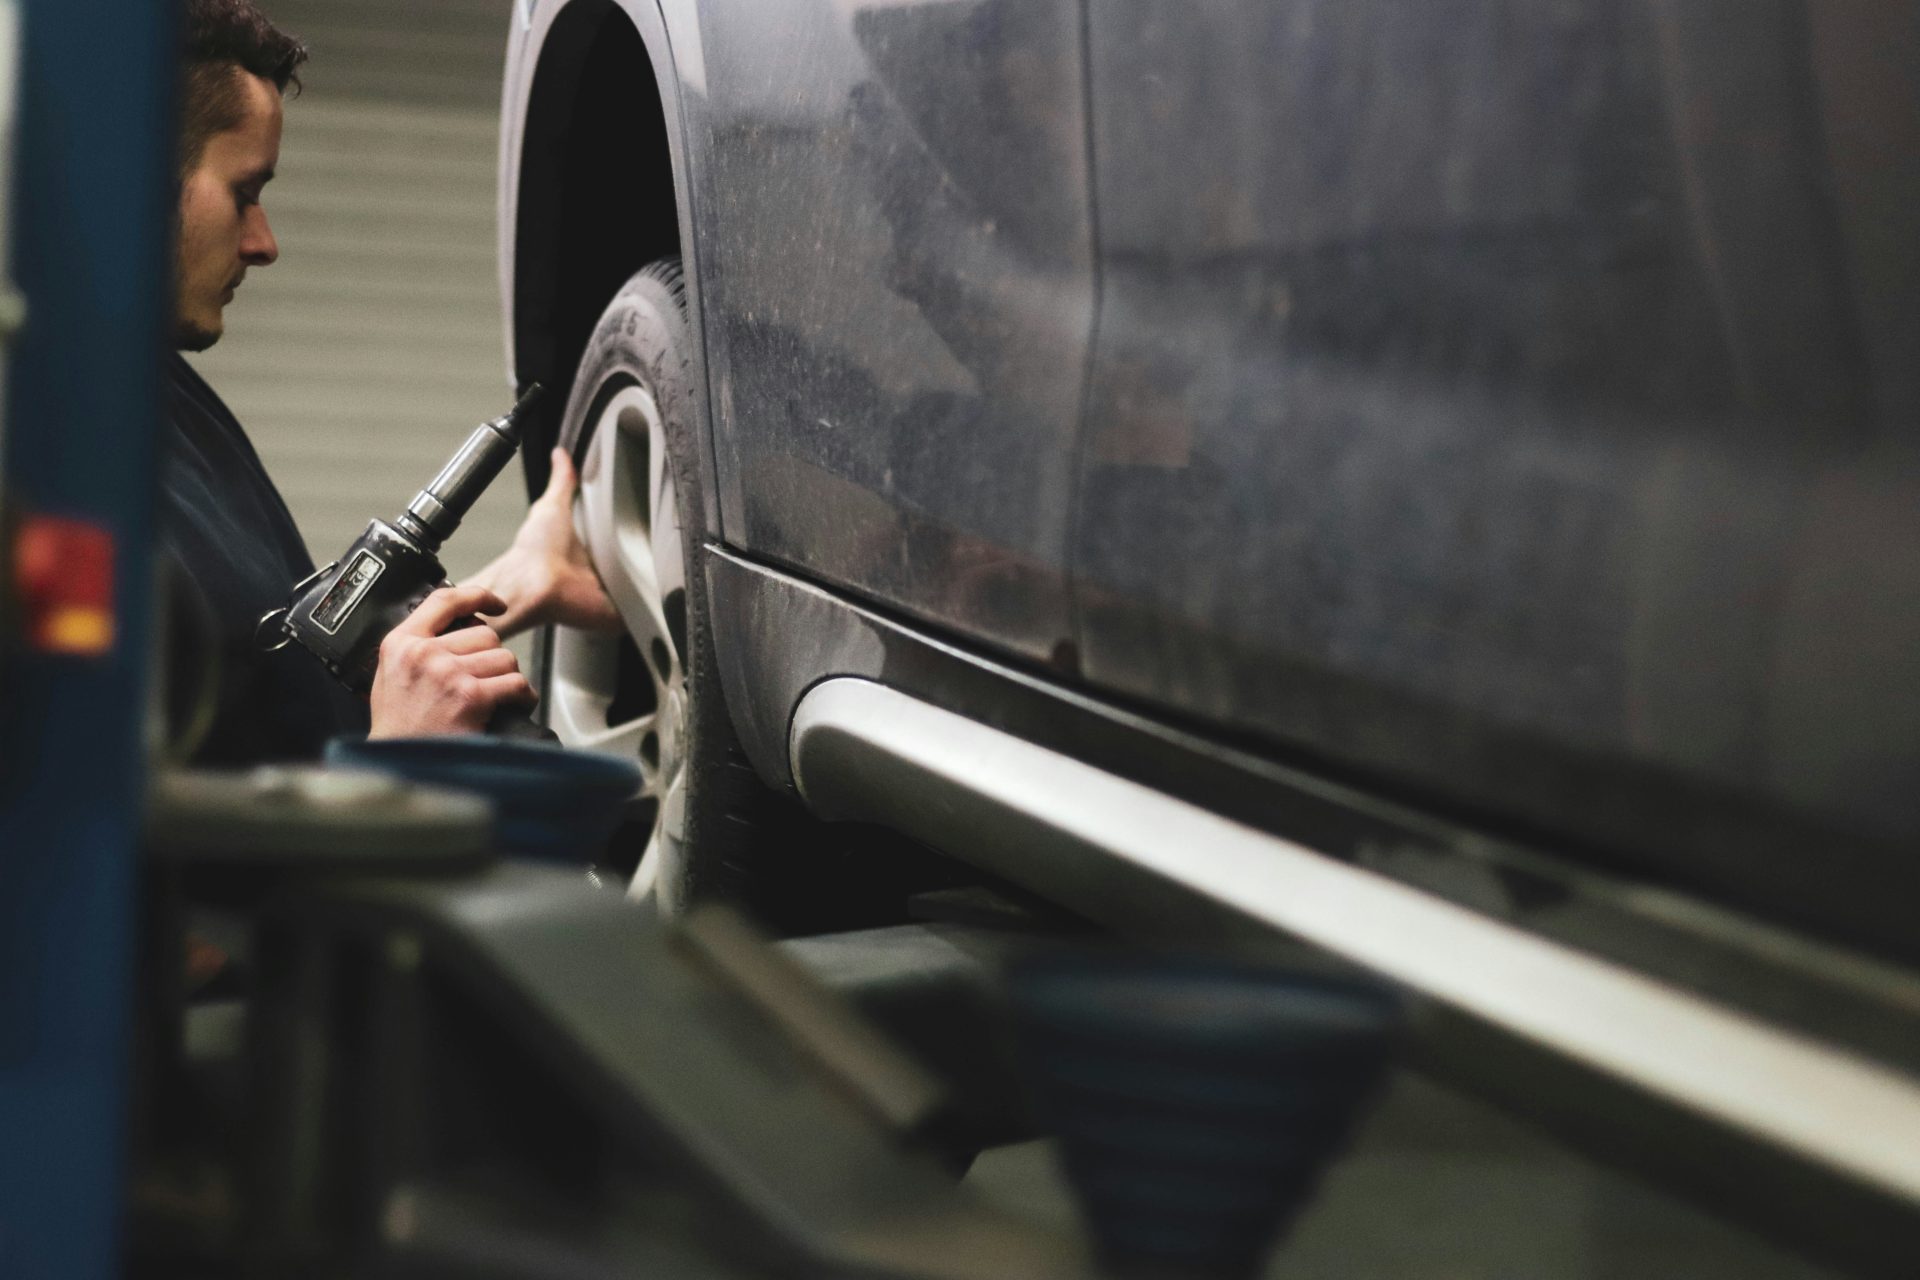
(790, 676), (1920, 1273)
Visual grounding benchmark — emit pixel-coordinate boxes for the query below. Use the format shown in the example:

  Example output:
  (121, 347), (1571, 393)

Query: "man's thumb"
(541, 446), (576, 502)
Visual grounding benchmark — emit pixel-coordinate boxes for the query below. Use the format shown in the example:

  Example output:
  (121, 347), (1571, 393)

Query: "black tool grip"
(487, 704), (557, 742)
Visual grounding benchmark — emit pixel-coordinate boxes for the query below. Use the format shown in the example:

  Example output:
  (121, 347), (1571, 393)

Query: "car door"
(693, 0), (1095, 666)
(1070, 0), (1920, 953)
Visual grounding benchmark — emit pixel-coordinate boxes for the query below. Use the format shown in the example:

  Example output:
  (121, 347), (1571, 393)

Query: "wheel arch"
(508, 0), (714, 528)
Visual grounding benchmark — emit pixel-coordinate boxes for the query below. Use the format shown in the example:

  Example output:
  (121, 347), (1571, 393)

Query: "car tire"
(540, 259), (787, 919)
(540, 258), (970, 933)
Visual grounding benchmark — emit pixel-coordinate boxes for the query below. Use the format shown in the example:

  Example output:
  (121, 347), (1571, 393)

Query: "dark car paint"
(1071, 1), (1920, 925)
(689, 0), (1095, 666)
(505, 1), (1920, 959)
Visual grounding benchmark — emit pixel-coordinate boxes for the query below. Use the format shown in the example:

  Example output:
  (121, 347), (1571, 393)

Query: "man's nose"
(241, 205), (279, 266)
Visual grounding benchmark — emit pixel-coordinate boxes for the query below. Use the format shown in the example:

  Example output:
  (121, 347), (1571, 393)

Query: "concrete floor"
(967, 1073), (1840, 1280)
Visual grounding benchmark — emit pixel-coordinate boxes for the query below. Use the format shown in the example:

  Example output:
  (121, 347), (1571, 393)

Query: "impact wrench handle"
(257, 385), (557, 743)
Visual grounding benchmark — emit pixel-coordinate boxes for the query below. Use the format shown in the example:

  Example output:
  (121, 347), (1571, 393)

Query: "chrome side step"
(790, 677), (1920, 1220)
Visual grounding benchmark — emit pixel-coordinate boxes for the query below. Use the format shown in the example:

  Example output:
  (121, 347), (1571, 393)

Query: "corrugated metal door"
(190, 0), (521, 585)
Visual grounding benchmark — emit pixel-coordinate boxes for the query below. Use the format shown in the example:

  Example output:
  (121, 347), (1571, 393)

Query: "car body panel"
(502, 0), (727, 538)
(1070, 0), (1920, 925)
(504, 0), (1920, 959)
(687, 0), (1095, 665)
(501, 3), (1920, 1257)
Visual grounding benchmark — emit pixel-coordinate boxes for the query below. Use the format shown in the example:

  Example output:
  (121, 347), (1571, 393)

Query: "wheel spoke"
(568, 714), (654, 766)
(653, 478), (686, 616)
(547, 636), (621, 741)
(649, 417), (686, 605)
(628, 827), (662, 902)
(660, 769), (687, 842)
(608, 523), (674, 645)
(581, 509), (674, 664)
(575, 403), (618, 530)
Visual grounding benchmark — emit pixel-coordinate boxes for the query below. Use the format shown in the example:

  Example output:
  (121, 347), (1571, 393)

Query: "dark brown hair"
(179, 0), (308, 177)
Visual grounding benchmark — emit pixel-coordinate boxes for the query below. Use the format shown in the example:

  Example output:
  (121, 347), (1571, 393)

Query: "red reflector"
(12, 515), (116, 656)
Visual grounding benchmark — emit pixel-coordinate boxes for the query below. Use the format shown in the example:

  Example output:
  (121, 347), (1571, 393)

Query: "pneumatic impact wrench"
(256, 385), (556, 741)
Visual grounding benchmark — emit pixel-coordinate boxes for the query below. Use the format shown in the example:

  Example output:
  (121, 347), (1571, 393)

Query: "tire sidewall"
(548, 260), (738, 914)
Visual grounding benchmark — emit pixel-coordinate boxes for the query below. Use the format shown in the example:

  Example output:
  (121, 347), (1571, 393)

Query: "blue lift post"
(0, 0), (176, 1272)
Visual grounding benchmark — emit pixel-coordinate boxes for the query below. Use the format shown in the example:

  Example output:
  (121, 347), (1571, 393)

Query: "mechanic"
(161, 0), (617, 765)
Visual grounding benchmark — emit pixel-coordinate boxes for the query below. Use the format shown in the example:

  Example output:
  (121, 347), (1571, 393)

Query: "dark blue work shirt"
(157, 353), (368, 764)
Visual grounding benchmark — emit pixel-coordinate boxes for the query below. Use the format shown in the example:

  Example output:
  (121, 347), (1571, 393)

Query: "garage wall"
(189, 0), (525, 585)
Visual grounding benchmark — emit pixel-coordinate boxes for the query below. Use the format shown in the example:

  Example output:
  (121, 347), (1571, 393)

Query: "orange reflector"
(12, 515), (116, 656)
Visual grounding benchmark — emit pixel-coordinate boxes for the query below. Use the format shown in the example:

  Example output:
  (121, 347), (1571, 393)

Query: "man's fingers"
(399, 584), (509, 636)
(439, 622), (504, 655)
(478, 671), (537, 707)
(458, 647), (521, 679)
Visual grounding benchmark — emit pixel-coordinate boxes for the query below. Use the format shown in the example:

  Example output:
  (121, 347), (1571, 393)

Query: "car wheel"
(542, 259), (775, 915)
(539, 258), (970, 931)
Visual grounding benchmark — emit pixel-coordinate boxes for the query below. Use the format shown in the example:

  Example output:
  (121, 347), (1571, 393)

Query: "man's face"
(174, 71), (283, 352)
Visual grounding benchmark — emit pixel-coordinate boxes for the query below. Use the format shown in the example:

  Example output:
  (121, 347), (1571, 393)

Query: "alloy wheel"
(545, 381), (687, 899)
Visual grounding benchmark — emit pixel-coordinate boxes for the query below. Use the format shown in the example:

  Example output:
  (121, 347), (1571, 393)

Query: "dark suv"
(499, 1), (1920, 1266)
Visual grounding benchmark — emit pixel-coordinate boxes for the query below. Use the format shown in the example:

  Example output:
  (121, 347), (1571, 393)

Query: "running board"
(790, 676), (1920, 1275)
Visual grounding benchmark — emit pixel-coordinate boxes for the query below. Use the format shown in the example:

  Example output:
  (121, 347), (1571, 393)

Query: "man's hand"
(368, 585), (536, 738)
(463, 447), (620, 639)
